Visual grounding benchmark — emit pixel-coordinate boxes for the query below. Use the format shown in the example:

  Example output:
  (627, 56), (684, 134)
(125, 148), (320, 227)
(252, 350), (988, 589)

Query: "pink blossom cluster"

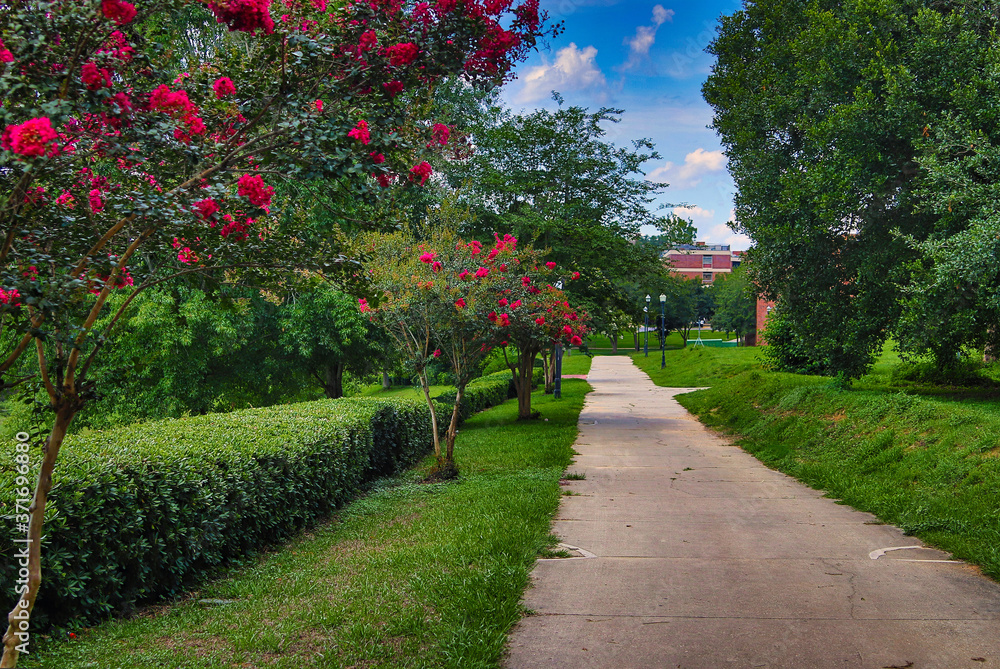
(82, 62), (113, 90)
(102, 0), (137, 25)
(0, 288), (21, 306)
(409, 161), (432, 185)
(385, 42), (419, 66)
(1, 117), (60, 158)
(213, 77), (236, 99)
(348, 119), (371, 144)
(0, 39), (14, 63)
(208, 0), (275, 35)
(237, 173), (274, 208)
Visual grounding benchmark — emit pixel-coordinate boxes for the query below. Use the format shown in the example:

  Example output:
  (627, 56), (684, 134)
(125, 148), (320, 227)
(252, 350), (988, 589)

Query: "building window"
(703, 272), (712, 282)
(702, 255), (713, 267)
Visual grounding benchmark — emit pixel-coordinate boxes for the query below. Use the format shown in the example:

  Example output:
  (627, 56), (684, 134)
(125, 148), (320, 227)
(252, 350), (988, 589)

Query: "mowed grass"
(587, 330), (737, 351)
(558, 353), (592, 376)
(22, 381), (591, 669)
(630, 345), (762, 387)
(639, 346), (1000, 581)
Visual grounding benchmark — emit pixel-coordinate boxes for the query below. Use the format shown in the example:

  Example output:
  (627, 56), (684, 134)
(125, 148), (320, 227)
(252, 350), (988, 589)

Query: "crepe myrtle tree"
(360, 227), (547, 476)
(0, 0), (554, 662)
(496, 265), (588, 419)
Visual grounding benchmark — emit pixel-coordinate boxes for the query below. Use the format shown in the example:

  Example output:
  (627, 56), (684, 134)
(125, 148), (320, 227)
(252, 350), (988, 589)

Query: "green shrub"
(0, 397), (432, 630)
(435, 368), (543, 422)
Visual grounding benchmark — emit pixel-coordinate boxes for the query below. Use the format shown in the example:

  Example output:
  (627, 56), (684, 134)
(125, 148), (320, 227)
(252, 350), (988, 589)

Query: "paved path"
(505, 356), (1000, 669)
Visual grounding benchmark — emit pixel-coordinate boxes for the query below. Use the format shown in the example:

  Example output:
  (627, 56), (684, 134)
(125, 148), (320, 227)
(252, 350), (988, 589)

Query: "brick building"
(662, 242), (741, 284)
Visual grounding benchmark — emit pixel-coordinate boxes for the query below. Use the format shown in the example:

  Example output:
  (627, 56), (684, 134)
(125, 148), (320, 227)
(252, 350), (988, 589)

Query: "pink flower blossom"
(521, 276), (531, 287)
(433, 348), (442, 358)
(497, 313), (510, 326)
(510, 299), (521, 310)
(237, 173), (274, 208)
(213, 77), (236, 98)
(386, 42), (419, 66)
(314, 99), (323, 113)
(571, 271), (581, 280)
(359, 30), (378, 51)
(498, 297), (508, 307)
(432, 260), (442, 272)
(546, 261), (556, 269)
(358, 298), (372, 312)
(475, 266), (489, 278)
(419, 251), (436, 264)
(194, 198), (219, 220)
(430, 123), (450, 146)
(348, 119), (370, 144)
(2, 117), (60, 158)
(207, 0), (275, 35)
(0, 39), (13, 63)
(488, 311), (497, 322)
(455, 298), (466, 309)
(534, 316), (545, 325)
(409, 161), (432, 186)
(468, 240), (483, 255)
(177, 247), (198, 264)
(570, 335), (583, 346)
(88, 189), (104, 212)
(56, 191), (75, 208)
(562, 325), (573, 336)
(383, 80), (404, 97)
(81, 62), (112, 90)
(0, 288), (21, 306)
(498, 263), (507, 272)
(102, 0), (137, 25)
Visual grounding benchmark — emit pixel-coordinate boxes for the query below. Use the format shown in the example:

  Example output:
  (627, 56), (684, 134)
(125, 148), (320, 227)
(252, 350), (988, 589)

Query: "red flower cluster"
(359, 30), (378, 51)
(0, 39), (14, 63)
(455, 298), (466, 309)
(194, 198), (220, 220)
(88, 189), (104, 212)
(419, 251), (436, 263)
(545, 261), (556, 269)
(385, 42), (419, 66)
(177, 247), (198, 264)
(348, 119), (371, 145)
(237, 173), (274, 208)
(358, 298), (372, 312)
(100, 31), (134, 61)
(220, 214), (251, 240)
(409, 160), (432, 185)
(0, 288), (22, 306)
(383, 80), (404, 97)
(208, 0), (275, 35)
(430, 123), (450, 146)
(2, 117), (60, 158)
(213, 77), (236, 99)
(369, 151), (385, 163)
(467, 240), (483, 255)
(81, 62), (112, 90)
(102, 0), (137, 25)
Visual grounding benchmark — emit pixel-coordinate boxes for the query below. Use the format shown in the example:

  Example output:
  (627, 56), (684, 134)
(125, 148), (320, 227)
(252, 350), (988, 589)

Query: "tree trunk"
(381, 371), (391, 390)
(444, 385), (463, 466)
(610, 332), (618, 353)
(417, 370), (441, 461)
(322, 363), (345, 399)
(542, 348), (554, 394)
(2, 401), (77, 668)
(986, 324), (999, 363)
(514, 349), (536, 419)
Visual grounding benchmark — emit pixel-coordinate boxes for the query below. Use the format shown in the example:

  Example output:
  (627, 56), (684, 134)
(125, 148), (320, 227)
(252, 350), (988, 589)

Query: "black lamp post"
(660, 293), (667, 369)
(643, 294), (650, 357)
(554, 280), (564, 400)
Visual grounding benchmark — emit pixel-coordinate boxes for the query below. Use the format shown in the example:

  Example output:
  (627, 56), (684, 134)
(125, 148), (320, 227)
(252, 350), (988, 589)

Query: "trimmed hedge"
(0, 397), (432, 629)
(435, 368), (543, 421)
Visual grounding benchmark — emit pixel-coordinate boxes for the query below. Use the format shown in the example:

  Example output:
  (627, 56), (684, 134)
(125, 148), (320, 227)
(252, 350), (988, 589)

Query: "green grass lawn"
(559, 352), (592, 376)
(22, 381), (591, 669)
(587, 330), (738, 351)
(635, 343), (1000, 582)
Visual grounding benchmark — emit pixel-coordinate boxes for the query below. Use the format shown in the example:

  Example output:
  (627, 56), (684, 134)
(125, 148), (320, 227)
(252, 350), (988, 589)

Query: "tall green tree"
(711, 266), (756, 344)
(703, 0), (983, 378)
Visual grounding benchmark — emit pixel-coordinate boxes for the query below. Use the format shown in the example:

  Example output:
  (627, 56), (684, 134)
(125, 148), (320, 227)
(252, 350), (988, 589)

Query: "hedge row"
(435, 368), (543, 421)
(1, 396), (438, 629)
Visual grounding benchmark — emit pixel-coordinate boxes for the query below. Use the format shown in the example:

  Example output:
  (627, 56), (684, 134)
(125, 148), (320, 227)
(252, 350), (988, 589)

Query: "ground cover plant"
(639, 347), (1000, 581)
(17, 380), (590, 669)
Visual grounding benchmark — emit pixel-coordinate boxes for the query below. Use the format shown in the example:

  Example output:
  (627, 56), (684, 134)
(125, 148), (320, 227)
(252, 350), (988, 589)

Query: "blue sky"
(501, 0), (749, 249)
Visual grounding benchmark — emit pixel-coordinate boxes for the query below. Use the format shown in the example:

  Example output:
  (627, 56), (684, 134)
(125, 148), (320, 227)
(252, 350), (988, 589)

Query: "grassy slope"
(23, 381), (591, 669)
(630, 345), (761, 387)
(644, 349), (1000, 581)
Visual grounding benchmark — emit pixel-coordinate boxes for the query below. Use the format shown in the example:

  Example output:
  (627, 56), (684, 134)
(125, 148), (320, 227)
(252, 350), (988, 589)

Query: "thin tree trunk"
(417, 370), (440, 461)
(611, 331), (618, 353)
(323, 363), (345, 399)
(382, 371), (391, 390)
(986, 324), (999, 363)
(2, 402), (77, 668)
(542, 348), (554, 394)
(444, 385), (464, 466)
(516, 350), (535, 419)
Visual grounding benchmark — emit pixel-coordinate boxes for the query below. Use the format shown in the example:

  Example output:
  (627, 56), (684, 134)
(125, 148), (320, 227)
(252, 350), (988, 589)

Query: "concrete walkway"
(505, 356), (1000, 669)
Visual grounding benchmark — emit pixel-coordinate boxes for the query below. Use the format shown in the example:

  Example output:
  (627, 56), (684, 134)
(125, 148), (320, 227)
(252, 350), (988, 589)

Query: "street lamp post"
(554, 280), (564, 400)
(660, 293), (667, 369)
(644, 294), (650, 357)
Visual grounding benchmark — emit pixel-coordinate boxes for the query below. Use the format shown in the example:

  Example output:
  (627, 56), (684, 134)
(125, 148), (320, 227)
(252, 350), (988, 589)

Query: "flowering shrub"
(0, 0), (555, 661)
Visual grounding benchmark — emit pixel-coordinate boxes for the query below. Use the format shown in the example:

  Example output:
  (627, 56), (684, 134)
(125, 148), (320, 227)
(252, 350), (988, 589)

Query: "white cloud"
(621, 5), (675, 71)
(648, 148), (726, 189)
(515, 43), (607, 104)
(673, 205), (715, 221)
(709, 214), (752, 250)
